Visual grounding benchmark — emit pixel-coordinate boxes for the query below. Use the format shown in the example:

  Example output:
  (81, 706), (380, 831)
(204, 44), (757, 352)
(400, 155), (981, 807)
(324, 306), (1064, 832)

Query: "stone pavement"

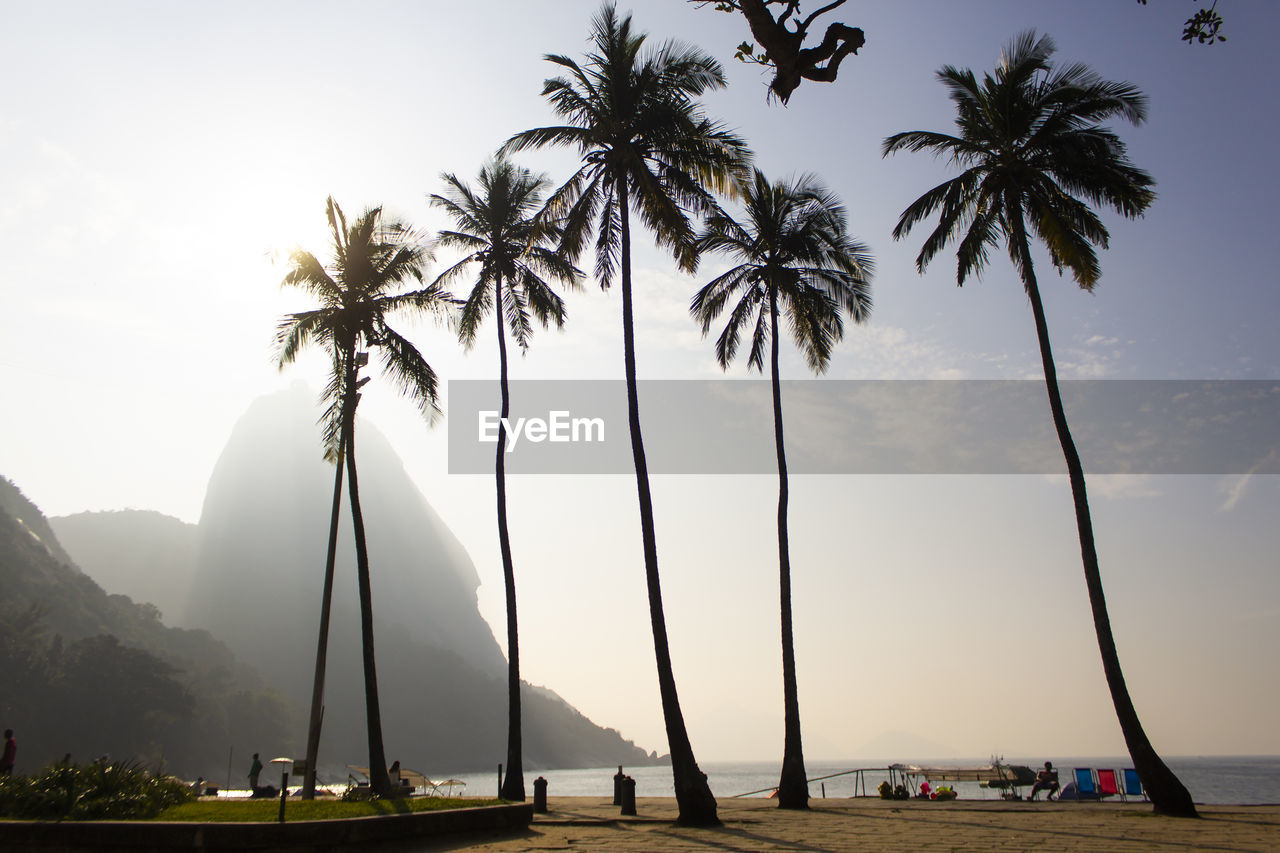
(391, 796), (1280, 852)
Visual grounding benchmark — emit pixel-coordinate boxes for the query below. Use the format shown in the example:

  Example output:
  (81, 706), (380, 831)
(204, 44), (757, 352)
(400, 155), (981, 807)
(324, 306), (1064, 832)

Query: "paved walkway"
(392, 796), (1280, 852)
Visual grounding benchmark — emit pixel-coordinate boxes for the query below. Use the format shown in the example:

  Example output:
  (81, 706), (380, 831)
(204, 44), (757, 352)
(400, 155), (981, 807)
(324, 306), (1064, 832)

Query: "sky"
(2, 0), (1278, 765)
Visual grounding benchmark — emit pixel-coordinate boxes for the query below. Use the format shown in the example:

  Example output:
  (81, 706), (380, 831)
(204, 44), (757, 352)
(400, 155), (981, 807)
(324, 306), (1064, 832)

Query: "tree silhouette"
(694, 0), (864, 103)
(503, 3), (750, 825)
(693, 168), (870, 808)
(429, 158), (581, 801)
(276, 198), (452, 797)
(883, 32), (1196, 818)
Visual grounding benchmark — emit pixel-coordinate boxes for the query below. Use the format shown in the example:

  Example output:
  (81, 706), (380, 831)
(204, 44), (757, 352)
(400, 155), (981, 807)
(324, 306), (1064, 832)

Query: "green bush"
(0, 759), (193, 820)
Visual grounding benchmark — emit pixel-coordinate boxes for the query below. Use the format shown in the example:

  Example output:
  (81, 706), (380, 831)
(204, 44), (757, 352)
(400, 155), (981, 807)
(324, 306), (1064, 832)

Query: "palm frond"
(691, 264), (755, 332)
(375, 324), (442, 425)
(456, 272), (494, 351)
(274, 309), (332, 368)
(694, 168), (873, 375)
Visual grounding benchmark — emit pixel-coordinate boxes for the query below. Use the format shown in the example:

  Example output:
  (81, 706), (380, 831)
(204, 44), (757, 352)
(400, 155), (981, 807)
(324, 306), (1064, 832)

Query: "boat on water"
(888, 762), (1037, 798)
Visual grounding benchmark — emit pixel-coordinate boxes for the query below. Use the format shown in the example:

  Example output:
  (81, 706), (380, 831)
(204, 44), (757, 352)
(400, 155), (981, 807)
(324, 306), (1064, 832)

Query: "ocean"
(440, 756), (1280, 805)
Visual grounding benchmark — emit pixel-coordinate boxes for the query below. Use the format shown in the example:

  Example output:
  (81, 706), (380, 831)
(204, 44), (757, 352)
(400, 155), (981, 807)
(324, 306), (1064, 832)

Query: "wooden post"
(278, 772), (289, 823)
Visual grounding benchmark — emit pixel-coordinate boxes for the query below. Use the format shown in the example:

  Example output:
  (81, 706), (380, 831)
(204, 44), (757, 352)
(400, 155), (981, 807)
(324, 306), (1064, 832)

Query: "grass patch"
(157, 796), (503, 823)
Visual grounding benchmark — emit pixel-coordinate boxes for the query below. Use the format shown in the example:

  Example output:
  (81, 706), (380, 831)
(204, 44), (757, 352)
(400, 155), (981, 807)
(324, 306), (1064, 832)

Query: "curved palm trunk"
(769, 286), (808, 810)
(301, 446), (344, 799)
(343, 380), (392, 797)
(494, 281), (526, 803)
(618, 183), (718, 826)
(1012, 220), (1196, 818)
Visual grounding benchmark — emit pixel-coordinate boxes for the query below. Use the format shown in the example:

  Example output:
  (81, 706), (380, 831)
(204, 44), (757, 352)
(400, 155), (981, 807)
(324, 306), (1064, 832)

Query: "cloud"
(1219, 448), (1280, 512)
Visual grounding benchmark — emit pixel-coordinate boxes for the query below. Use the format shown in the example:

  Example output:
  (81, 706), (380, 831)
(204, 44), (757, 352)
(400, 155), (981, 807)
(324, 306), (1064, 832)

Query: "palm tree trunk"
(769, 285), (808, 810)
(618, 181), (718, 826)
(1012, 221), (1197, 818)
(301, 444), (344, 799)
(343, 379), (392, 797)
(494, 281), (525, 803)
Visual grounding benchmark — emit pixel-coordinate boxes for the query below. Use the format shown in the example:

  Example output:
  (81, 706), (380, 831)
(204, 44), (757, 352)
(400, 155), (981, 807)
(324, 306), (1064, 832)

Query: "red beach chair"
(1096, 768), (1120, 799)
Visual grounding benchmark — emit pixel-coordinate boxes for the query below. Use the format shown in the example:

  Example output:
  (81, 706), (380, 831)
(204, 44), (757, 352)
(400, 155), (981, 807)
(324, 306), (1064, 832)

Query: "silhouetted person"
(389, 760), (401, 787)
(248, 753), (263, 789)
(1029, 761), (1059, 801)
(1, 729), (15, 775)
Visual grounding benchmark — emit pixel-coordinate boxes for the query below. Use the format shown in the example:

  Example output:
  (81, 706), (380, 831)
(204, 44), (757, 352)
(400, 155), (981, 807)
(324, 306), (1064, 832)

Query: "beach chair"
(1073, 768), (1098, 799)
(1122, 768), (1147, 802)
(1096, 768), (1120, 799)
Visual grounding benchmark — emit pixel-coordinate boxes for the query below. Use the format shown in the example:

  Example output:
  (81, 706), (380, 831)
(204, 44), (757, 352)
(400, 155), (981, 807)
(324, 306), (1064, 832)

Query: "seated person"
(919, 780), (932, 799)
(1028, 761), (1059, 801)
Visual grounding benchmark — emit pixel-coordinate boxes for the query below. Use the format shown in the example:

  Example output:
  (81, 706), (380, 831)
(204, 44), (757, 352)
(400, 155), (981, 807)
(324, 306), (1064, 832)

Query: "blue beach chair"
(1122, 768), (1147, 802)
(1074, 768), (1098, 799)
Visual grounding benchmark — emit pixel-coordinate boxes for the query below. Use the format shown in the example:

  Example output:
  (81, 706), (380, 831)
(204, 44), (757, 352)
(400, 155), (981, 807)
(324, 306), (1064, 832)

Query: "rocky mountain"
(52, 386), (657, 778)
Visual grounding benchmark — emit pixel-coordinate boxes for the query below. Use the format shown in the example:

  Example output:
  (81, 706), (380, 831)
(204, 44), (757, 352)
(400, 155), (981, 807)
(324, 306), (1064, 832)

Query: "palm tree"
(692, 168), (871, 809)
(883, 32), (1196, 817)
(295, 420), (345, 800)
(503, 3), (750, 826)
(276, 197), (452, 798)
(428, 158), (581, 802)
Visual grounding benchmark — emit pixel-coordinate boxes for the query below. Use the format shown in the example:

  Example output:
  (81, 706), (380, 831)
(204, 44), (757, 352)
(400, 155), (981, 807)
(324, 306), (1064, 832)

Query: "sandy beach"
(401, 796), (1280, 852)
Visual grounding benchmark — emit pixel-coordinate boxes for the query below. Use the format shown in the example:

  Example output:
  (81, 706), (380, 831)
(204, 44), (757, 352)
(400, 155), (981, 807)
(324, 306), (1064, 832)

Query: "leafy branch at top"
(693, 0), (864, 103)
(1137, 0), (1227, 45)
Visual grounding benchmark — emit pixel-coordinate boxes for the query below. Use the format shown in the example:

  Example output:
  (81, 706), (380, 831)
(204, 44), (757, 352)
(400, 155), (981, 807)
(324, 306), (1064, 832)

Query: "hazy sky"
(3, 1), (1278, 764)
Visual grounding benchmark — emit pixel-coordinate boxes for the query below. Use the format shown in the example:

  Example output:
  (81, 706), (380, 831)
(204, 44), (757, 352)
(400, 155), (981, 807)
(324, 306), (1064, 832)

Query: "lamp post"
(271, 757), (293, 824)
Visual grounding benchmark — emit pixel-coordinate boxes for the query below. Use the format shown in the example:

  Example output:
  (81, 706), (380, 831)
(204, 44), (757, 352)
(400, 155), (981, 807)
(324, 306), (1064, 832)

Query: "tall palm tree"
(503, 3), (750, 825)
(295, 421), (345, 801)
(429, 158), (581, 802)
(692, 168), (871, 809)
(276, 197), (452, 798)
(883, 32), (1196, 818)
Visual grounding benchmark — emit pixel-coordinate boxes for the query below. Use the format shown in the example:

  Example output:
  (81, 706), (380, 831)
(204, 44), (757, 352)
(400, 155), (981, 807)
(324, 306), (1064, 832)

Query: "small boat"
(890, 762), (1036, 798)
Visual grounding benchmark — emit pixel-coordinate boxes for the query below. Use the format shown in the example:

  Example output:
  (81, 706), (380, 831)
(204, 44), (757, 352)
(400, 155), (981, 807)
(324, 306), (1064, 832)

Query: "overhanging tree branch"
(694, 0), (864, 103)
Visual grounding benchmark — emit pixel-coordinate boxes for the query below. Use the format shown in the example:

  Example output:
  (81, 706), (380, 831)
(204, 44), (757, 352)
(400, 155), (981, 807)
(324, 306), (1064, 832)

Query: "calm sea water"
(440, 756), (1280, 805)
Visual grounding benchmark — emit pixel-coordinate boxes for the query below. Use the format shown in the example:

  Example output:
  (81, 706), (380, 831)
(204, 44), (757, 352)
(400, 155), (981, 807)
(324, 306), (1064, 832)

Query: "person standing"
(1, 729), (15, 775)
(248, 753), (263, 789)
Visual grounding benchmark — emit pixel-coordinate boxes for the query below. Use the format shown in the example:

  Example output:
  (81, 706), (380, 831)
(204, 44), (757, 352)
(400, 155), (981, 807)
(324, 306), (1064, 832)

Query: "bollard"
(620, 775), (636, 816)
(533, 776), (548, 813)
(277, 772), (289, 824)
(612, 765), (625, 805)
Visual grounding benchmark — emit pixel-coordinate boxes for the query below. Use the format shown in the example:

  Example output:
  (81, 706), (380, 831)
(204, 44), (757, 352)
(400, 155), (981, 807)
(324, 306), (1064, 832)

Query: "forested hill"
(50, 509), (197, 628)
(0, 476), (291, 778)
(0, 475), (75, 567)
